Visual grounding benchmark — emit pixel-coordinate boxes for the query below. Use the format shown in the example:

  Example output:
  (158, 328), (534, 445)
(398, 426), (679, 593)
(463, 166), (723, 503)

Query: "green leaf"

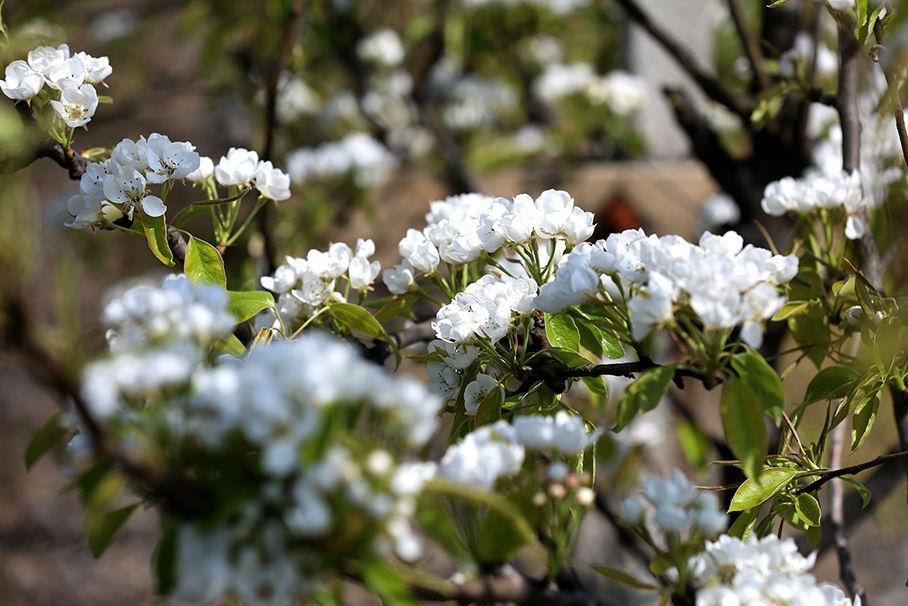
(328, 302), (389, 342)
(727, 507), (760, 539)
(361, 563), (419, 606)
(426, 478), (535, 563)
(140, 213), (175, 266)
(612, 365), (675, 432)
(731, 348), (785, 424)
(216, 333), (246, 356)
(851, 393), (880, 451)
(772, 301), (810, 321)
(728, 467), (799, 512)
(841, 476), (872, 509)
(87, 503), (140, 558)
(804, 366), (858, 403)
(24, 412), (68, 471)
(226, 290), (274, 323)
(545, 313), (579, 352)
(153, 522), (177, 595)
(721, 378), (768, 479)
(794, 493), (822, 527)
(474, 384), (503, 426)
(581, 376), (608, 402)
(591, 566), (658, 591)
(184, 236), (226, 287)
(677, 420), (710, 469)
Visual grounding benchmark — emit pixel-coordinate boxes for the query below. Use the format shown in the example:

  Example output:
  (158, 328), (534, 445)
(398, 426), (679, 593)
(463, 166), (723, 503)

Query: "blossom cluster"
(533, 62), (648, 117)
(691, 535), (857, 606)
(383, 189), (593, 295)
(433, 273), (538, 345)
(79, 275), (443, 603)
(618, 469), (727, 537)
(81, 275), (235, 418)
(66, 139), (290, 229)
(260, 239), (381, 327)
(536, 229), (798, 348)
(436, 412), (602, 488)
(761, 170), (870, 239)
(463, 0), (590, 15)
(1, 43), (112, 127)
(286, 132), (396, 189)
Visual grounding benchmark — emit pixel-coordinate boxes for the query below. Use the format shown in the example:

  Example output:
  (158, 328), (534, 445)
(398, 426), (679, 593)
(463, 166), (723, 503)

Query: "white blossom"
(50, 83), (98, 127)
(215, 147), (260, 186)
(254, 160), (292, 200)
(0, 60), (43, 99)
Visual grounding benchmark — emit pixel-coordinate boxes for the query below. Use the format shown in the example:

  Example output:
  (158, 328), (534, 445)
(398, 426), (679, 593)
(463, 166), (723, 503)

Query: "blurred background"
(0, 0), (906, 604)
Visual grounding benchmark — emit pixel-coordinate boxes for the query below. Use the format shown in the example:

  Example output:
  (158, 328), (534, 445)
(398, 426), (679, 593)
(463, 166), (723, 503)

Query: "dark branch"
(726, 0), (771, 90)
(794, 449), (908, 495)
(2, 295), (211, 517)
(615, 0), (749, 117)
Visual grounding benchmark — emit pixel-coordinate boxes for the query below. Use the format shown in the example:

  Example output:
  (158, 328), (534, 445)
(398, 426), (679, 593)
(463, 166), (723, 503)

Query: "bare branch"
(615, 0), (749, 117)
(725, 0), (771, 90)
(872, 20), (908, 172)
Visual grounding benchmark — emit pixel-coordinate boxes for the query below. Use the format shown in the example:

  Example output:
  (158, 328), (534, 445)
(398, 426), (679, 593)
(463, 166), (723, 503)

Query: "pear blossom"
(383, 261), (416, 295)
(72, 51), (112, 83)
(692, 535), (857, 606)
(356, 28), (405, 66)
(186, 156), (214, 182)
(512, 411), (602, 454)
(0, 60), (43, 100)
(215, 147), (260, 186)
(50, 83), (99, 127)
(27, 44), (70, 80)
(254, 161), (292, 200)
(399, 228), (440, 273)
(463, 373), (498, 415)
(45, 57), (87, 90)
(145, 133), (201, 183)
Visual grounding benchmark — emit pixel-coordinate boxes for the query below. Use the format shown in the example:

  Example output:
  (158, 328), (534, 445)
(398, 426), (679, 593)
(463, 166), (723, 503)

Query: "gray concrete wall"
(628, 0), (718, 157)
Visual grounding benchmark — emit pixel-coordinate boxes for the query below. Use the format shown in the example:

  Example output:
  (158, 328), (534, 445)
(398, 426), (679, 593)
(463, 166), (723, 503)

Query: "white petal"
(141, 195), (167, 217)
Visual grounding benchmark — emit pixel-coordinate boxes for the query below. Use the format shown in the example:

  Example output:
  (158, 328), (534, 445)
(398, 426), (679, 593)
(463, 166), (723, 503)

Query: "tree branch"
(826, 424), (866, 603)
(725, 0), (771, 90)
(872, 20), (908, 172)
(794, 448), (908, 496)
(256, 0), (307, 275)
(2, 295), (211, 517)
(615, 0), (749, 117)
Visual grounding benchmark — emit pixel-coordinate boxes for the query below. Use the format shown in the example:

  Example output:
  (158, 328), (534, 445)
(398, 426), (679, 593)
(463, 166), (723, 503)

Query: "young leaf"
(728, 467), (799, 512)
(726, 507), (760, 539)
(24, 412), (68, 471)
(545, 313), (579, 352)
(841, 476), (872, 509)
(591, 566), (658, 591)
(731, 348), (784, 424)
(794, 493), (822, 527)
(328, 302), (390, 342)
(361, 563), (419, 606)
(216, 333), (246, 357)
(87, 503), (140, 558)
(804, 366), (858, 403)
(612, 364), (676, 431)
(850, 393), (880, 451)
(226, 290), (274, 323)
(184, 236), (226, 287)
(474, 384), (503, 426)
(140, 213), (175, 266)
(721, 378), (768, 479)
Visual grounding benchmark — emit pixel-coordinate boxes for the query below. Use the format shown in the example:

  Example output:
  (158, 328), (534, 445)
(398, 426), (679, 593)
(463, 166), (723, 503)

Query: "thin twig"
(256, 0), (307, 275)
(872, 20), (908, 171)
(794, 448), (908, 495)
(826, 424), (867, 603)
